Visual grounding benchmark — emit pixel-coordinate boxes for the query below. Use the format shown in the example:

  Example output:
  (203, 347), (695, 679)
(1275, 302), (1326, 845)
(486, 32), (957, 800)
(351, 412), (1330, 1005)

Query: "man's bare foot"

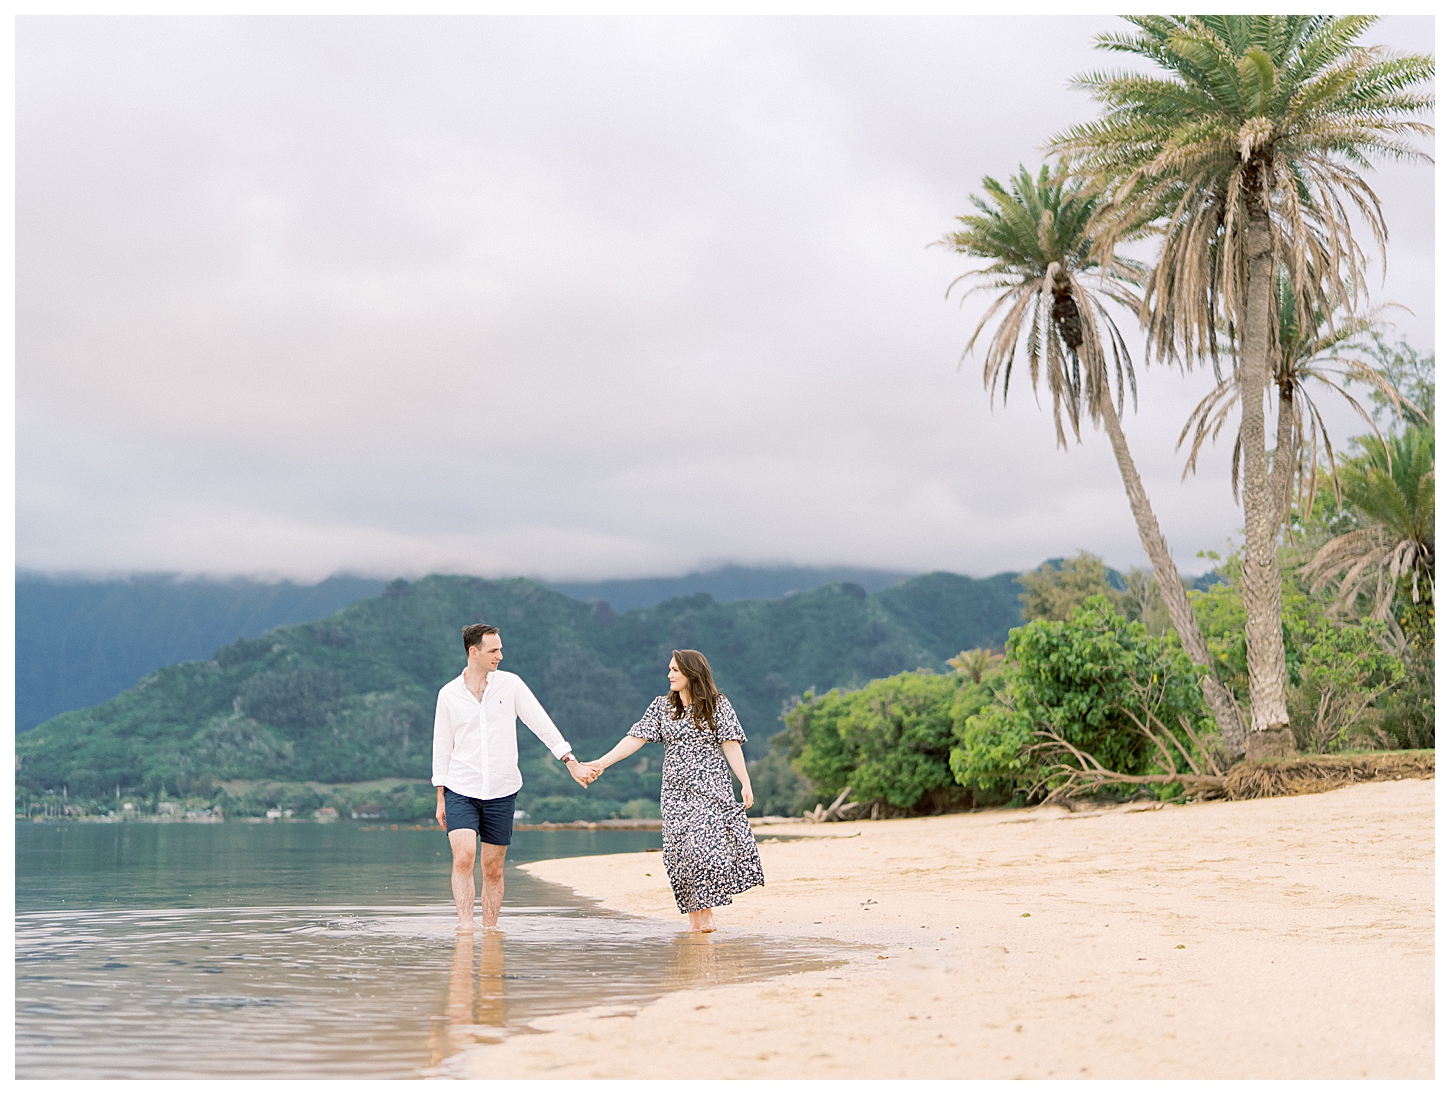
(457, 922), (477, 933)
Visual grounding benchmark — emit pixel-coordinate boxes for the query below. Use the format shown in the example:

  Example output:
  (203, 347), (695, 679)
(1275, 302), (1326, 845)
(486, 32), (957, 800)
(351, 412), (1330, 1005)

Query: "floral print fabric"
(628, 694), (766, 913)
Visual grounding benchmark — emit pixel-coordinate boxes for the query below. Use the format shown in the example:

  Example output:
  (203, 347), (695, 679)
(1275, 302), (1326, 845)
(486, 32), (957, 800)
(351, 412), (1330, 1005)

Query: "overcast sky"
(16, 15), (1435, 583)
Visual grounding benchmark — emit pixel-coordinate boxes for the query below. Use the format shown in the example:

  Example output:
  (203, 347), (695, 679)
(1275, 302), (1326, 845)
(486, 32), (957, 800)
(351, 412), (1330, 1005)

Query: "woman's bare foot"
(688, 909), (717, 933)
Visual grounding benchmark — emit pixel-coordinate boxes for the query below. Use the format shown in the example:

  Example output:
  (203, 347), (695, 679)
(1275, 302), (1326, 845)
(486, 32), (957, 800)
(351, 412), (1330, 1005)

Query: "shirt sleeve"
(514, 678), (572, 759)
(431, 690), (454, 787)
(627, 696), (666, 742)
(713, 694), (746, 743)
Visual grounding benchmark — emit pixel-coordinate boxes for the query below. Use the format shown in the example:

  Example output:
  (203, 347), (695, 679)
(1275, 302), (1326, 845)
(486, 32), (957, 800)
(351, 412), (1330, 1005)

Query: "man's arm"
(514, 679), (593, 787)
(432, 693), (453, 825)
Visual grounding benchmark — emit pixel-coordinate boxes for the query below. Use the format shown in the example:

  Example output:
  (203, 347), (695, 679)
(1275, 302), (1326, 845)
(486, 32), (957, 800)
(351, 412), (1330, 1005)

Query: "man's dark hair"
(462, 624), (500, 654)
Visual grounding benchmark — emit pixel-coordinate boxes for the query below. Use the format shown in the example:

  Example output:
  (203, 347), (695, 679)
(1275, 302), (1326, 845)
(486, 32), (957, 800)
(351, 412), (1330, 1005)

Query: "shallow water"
(16, 820), (664, 911)
(15, 823), (847, 1078)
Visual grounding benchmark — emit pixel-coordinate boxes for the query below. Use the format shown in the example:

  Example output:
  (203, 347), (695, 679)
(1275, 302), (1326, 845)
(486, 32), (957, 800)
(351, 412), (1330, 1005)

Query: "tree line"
(758, 16), (1434, 815)
(15, 570), (1026, 822)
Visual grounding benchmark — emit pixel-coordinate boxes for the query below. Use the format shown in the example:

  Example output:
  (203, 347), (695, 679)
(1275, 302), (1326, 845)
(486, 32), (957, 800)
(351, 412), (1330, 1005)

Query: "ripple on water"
(16, 896), (853, 1079)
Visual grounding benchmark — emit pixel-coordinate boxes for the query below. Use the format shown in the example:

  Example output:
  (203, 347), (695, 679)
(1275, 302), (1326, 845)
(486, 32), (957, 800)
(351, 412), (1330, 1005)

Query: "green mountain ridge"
(546, 564), (914, 610)
(16, 571), (1023, 819)
(14, 573), (390, 732)
(14, 565), (914, 732)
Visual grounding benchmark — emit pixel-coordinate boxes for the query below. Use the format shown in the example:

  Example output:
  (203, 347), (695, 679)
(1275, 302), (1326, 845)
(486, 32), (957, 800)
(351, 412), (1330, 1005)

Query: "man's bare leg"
(478, 843), (508, 929)
(449, 829), (478, 930)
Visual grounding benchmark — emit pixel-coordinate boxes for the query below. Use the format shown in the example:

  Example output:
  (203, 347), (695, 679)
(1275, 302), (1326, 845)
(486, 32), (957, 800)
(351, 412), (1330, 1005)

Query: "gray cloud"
(17, 15), (1435, 581)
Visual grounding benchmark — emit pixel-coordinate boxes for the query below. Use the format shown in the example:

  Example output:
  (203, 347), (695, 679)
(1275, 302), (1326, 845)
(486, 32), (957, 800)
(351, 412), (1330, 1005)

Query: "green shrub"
(1195, 544), (1429, 753)
(1379, 620), (1434, 750)
(746, 738), (818, 817)
(1288, 619), (1404, 753)
(948, 668), (1032, 796)
(785, 670), (968, 812)
(951, 596), (1214, 800)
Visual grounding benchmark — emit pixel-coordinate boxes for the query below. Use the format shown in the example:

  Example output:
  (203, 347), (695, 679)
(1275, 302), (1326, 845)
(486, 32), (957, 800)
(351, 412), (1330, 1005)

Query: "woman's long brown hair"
(668, 649), (719, 731)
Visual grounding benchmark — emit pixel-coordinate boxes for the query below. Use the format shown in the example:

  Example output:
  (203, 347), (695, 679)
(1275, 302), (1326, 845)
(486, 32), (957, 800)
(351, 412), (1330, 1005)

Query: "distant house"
(351, 804), (387, 820)
(156, 802), (177, 815)
(265, 808), (282, 819)
(314, 807), (339, 821)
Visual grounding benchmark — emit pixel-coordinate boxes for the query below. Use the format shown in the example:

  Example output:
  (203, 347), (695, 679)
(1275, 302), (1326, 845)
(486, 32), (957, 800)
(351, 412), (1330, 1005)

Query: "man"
(433, 623), (592, 930)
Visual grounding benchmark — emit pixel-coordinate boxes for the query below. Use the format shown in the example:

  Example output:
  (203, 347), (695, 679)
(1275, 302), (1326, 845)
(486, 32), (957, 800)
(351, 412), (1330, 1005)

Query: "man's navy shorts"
(443, 788), (517, 846)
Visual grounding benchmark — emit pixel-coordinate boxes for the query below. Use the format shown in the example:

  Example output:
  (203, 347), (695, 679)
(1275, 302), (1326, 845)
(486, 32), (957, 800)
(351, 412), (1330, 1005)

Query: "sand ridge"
(459, 778), (1432, 1079)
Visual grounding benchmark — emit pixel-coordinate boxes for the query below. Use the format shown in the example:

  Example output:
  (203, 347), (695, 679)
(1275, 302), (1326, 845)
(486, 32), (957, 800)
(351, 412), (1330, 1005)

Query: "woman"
(582, 649), (764, 932)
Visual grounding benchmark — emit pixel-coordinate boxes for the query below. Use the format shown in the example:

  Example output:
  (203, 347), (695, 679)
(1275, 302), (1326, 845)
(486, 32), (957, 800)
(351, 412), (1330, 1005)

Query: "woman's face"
(667, 658), (688, 694)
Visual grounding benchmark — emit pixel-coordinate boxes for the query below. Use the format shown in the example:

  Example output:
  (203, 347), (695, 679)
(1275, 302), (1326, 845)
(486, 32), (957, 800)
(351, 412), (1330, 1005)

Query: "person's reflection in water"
(428, 930), (508, 1068)
(666, 929), (724, 992)
(475, 930), (506, 1029)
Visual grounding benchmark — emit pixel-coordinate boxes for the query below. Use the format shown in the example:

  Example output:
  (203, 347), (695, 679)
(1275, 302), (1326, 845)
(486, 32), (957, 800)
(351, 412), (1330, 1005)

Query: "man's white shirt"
(432, 670), (571, 800)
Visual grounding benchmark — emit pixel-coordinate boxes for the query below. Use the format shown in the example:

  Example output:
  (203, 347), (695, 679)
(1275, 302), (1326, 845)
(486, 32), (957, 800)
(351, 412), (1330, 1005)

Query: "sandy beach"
(459, 778), (1433, 1080)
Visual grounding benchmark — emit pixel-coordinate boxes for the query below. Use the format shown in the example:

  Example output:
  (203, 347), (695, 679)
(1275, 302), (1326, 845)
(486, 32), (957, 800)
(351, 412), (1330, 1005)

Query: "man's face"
(470, 635), (503, 671)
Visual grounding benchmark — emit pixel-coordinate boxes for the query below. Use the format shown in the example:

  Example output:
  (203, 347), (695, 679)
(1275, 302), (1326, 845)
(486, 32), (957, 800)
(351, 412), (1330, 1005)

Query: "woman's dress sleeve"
(713, 695), (747, 743)
(627, 696), (667, 742)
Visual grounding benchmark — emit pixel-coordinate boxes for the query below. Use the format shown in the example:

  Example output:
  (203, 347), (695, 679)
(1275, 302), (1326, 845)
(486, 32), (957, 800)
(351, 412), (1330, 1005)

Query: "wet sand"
(459, 778), (1433, 1079)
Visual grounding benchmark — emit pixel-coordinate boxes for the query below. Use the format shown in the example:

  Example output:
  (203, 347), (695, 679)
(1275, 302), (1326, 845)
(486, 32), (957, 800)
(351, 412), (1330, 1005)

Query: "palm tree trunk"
(1098, 397), (1246, 755)
(1237, 204), (1294, 758)
(1268, 381), (1296, 533)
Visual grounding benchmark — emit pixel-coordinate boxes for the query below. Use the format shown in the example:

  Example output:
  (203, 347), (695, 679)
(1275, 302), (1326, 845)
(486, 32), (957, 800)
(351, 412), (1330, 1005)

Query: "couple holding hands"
(432, 625), (764, 934)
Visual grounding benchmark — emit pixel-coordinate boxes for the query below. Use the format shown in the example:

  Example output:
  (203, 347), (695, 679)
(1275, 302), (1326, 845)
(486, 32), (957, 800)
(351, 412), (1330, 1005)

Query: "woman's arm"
(588, 735), (646, 773)
(721, 741), (754, 809)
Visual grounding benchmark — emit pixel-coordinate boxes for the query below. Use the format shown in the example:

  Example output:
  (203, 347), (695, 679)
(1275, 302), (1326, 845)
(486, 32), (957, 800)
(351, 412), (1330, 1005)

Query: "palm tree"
(947, 648), (1003, 684)
(1303, 425), (1434, 628)
(1052, 16), (1433, 759)
(1177, 269), (1414, 536)
(943, 164), (1246, 753)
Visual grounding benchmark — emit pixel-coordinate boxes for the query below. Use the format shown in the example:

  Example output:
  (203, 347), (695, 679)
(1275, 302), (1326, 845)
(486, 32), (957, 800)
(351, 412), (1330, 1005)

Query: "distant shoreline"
(15, 814), (805, 832)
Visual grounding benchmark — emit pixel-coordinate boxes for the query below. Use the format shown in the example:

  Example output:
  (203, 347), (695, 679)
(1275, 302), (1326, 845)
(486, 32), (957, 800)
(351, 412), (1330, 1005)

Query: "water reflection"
(429, 931), (508, 1067)
(16, 825), (853, 1079)
(668, 931), (723, 989)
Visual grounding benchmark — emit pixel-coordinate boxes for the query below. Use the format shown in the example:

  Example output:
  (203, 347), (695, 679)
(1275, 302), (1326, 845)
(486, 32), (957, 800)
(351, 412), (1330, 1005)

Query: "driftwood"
(803, 786), (853, 823)
(1029, 675), (1228, 806)
(1028, 666), (1434, 805)
(800, 787), (914, 823)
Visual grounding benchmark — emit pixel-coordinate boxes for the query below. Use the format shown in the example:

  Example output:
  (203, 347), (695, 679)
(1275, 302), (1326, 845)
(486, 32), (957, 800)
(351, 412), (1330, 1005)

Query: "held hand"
(740, 783), (754, 810)
(567, 758), (604, 788)
(435, 798), (447, 828)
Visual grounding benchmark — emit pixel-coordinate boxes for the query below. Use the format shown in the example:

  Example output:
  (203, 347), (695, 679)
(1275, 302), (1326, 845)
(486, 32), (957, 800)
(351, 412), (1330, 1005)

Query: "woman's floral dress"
(628, 694), (765, 914)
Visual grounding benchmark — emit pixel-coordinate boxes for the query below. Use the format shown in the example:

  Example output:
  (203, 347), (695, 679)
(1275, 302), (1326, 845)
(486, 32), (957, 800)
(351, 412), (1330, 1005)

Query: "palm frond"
(942, 164), (1143, 448)
(1049, 15), (1434, 372)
